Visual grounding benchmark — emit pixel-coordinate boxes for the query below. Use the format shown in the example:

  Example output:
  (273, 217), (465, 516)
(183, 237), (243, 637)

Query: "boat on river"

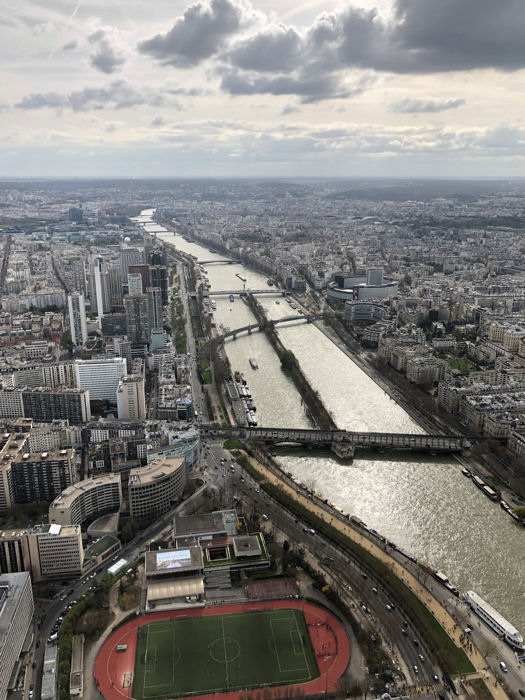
(461, 467), (471, 477)
(229, 294), (235, 302)
(464, 590), (525, 651)
(249, 358), (259, 370)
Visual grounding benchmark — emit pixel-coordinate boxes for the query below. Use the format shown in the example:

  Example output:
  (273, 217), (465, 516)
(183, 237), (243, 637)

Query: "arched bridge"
(201, 425), (469, 460)
(218, 313), (325, 342)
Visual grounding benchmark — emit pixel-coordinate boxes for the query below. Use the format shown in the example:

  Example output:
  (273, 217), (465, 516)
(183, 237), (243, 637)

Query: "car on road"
(401, 628), (408, 635)
(418, 654), (425, 662)
(413, 665), (419, 674)
(500, 662), (508, 673)
(386, 604), (392, 611)
(413, 639), (419, 646)
(372, 587), (378, 593)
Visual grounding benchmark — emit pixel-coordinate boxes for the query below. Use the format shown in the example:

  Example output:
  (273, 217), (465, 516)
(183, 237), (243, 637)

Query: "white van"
(500, 662), (508, 673)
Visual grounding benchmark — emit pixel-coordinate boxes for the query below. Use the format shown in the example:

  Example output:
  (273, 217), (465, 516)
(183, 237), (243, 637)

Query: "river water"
(137, 209), (525, 636)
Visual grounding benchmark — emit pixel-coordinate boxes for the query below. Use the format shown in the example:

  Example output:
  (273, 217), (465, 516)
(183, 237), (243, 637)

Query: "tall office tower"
(72, 259), (86, 295)
(117, 375), (146, 420)
(93, 257), (105, 324)
(128, 264), (150, 292)
(120, 247), (143, 284)
(124, 294), (149, 346)
(146, 286), (163, 333)
(148, 248), (169, 305)
(149, 265), (168, 305)
(106, 264), (124, 311)
(0, 572), (34, 700)
(67, 293), (88, 347)
(128, 272), (144, 295)
(74, 357), (127, 401)
(149, 248), (167, 267)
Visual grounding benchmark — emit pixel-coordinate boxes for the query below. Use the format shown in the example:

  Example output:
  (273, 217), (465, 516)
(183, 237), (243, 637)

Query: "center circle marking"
(210, 637), (241, 664)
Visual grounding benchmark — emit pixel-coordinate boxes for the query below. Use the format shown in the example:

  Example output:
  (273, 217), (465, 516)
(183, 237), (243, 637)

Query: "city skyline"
(1, 0), (525, 177)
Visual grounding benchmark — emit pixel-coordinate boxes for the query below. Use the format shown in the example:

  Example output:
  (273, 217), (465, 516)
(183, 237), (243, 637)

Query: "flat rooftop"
(173, 509), (238, 538)
(145, 547), (203, 577)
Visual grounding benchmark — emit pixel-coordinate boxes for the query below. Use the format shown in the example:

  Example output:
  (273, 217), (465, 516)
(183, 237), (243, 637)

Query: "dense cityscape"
(2, 0), (525, 698)
(0, 177), (522, 700)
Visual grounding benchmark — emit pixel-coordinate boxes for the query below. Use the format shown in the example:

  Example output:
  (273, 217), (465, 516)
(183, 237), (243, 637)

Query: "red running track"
(94, 599), (351, 700)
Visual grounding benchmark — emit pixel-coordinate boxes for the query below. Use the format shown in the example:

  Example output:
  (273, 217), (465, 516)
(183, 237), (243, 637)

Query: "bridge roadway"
(209, 289), (284, 296)
(220, 313), (324, 341)
(198, 259), (238, 264)
(200, 425), (468, 453)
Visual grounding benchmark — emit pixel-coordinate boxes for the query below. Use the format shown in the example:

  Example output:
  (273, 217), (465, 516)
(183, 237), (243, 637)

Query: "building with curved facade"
(327, 269), (397, 304)
(129, 454), (186, 522)
(48, 474), (122, 527)
(345, 300), (389, 322)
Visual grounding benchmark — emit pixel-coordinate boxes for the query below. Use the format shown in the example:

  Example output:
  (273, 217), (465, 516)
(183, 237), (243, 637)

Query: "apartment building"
(0, 572), (34, 699)
(128, 454), (186, 522)
(49, 474), (122, 527)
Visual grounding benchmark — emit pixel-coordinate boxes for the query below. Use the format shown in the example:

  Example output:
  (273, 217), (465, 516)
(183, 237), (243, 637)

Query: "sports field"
(132, 608), (319, 699)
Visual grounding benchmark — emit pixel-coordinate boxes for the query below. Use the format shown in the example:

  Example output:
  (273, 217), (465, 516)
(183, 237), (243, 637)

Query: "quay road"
(239, 448), (511, 699)
(201, 424), (468, 453)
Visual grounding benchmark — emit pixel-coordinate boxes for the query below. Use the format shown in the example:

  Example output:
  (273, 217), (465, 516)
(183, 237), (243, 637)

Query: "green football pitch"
(132, 609), (319, 699)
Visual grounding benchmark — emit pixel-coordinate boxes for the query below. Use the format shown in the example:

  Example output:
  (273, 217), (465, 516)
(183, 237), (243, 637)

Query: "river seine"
(137, 209), (525, 636)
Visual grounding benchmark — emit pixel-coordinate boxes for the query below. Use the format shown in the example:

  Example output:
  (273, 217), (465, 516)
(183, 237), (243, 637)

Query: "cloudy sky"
(1, 0), (525, 177)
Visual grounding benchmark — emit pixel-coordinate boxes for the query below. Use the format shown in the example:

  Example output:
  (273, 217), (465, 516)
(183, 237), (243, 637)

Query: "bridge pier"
(330, 441), (355, 460)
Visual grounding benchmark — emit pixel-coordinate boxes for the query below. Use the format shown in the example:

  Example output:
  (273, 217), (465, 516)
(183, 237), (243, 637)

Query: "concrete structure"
(41, 643), (58, 700)
(128, 454), (186, 522)
(49, 473), (122, 527)
(146, 286), (163, 333)
(22, 387), (91, 424)
(127, 272), (144, 296)
(144, 547), (204, 610)
(124, 293), (149, 346)
(12, 449), (74, 504)
(0, 433), (27, 513)
(93, 257), (105, 325)
(327, 269), (397, 303)
(0, 386), (24, 418)
(27, 524), (83, 580)
(345, 300), (388, 323)
(116, 375), (146, 420)
(75, 357), (126, 402)
(68, 293), (88, 347)
(0, 572), (34, 700)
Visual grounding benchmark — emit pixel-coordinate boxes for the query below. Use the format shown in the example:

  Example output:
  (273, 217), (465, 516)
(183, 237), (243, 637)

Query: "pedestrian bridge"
(201, 424), (469, 458)
(218, 313), (324, 342)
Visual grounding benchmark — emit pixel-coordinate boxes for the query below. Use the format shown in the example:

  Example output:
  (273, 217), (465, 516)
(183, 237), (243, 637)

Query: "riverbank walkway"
(243, 451), (510, 700)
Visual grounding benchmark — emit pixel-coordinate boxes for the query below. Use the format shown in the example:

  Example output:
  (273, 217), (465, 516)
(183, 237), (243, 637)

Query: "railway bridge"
(201, 425), (469, 460)
(198, 259), (239, 264)
(218, 313), (325, 342)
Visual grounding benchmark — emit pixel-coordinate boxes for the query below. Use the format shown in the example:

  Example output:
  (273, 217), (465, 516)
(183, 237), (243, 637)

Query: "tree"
(512, 506), (525, 522)
(280, 349), (297, 372)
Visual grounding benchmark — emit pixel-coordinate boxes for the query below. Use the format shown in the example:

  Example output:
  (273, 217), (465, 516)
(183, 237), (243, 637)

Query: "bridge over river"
(201, 425), (469, 459)
(218, 313), (325, 342)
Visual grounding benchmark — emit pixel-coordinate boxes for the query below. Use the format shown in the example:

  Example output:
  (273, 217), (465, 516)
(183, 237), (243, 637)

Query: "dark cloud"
(88, 29), (106, 44)
(227, 26), (302, 73)
(62, 40), (77, 51)
(138, 0), (246, 67)
(392, 0), (525, 72)
(90, 40), (126, 74)
(15, 80), (165, 112)
(220, 70), (371, 104)
(281, 104), (300, 116)
(389, 97), (466, 113)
